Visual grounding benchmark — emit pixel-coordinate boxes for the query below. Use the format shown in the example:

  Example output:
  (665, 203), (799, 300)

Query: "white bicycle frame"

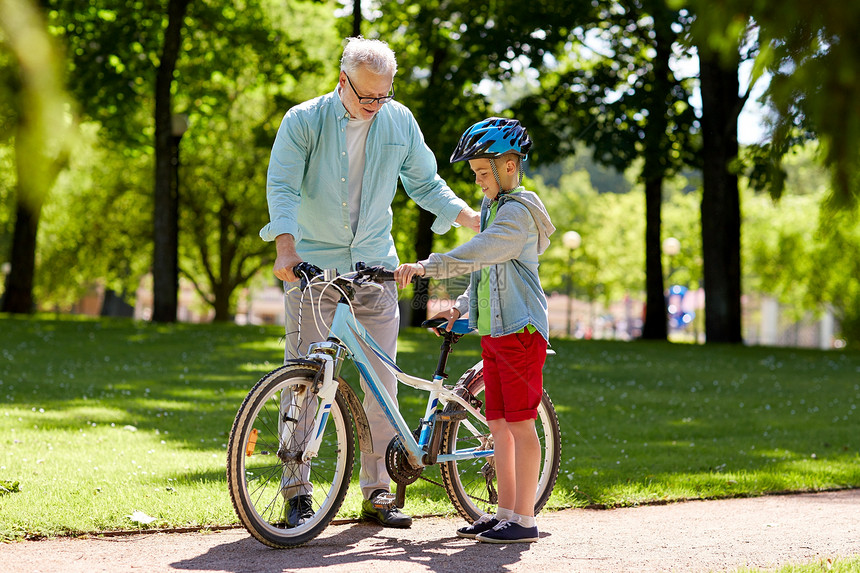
(295, 290), (490, 468)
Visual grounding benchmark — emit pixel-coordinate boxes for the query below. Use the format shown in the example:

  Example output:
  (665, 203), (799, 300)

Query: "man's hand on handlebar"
(394, 263), (426, 289)
(274, 253), (304, 283)
(273, 234), (303, 283)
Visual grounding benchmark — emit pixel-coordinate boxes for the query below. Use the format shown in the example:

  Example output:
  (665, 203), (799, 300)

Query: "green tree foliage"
(369, 0), (590, 324)
(743, 143), (860, 346)
(513, 0), (699, 340)
(682, 0), (860, 208)
(171, 0), (337, 320)
(46, 1), (164, 144)
(0, 147), (14, 279)
(34, 125), (152, 309)
(35, 0), (337, 320)
(45, 0), (179, 318)
(0, 0), (72, 314)
(537, 162), (703, 311)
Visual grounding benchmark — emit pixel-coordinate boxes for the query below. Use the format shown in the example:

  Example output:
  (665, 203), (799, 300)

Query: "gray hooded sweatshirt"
(419, 188), (556, 340)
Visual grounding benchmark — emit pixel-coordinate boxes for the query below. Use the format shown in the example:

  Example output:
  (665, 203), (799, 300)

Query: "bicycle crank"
(385, 436), (424, 486)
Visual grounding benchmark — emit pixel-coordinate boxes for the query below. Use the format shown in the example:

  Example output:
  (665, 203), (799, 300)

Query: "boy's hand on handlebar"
(428, 308), (461, 335)
(394, 263), (425, 289)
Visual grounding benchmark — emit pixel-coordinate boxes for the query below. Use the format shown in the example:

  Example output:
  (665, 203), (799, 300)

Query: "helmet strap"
(490, 157), (505, 197)
(490, 156), (525, 196)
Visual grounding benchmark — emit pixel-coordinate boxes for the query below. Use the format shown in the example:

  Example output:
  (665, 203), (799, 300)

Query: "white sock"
(514, 513), (536, 528)
(495, 507), (514, 521)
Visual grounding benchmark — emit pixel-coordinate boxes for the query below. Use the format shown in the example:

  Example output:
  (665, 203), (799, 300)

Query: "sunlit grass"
(1, 315), (859, 539)
(734, 556), (860, 572)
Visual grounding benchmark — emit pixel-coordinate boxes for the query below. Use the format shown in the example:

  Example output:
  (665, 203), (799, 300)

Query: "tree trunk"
(699, 53), (743, 343)
(1, 200), (40, 314)
(213, 283), (232, 321)
(639, 6), (672, 341)
(641, 175), (667, 340)
(352, 0), (362, 37)
(152, 0), (190, 323)
(407, 46), (450, 328)
(409, 207), (435, 326)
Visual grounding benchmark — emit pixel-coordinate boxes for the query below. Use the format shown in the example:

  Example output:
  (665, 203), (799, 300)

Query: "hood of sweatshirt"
(496, 189), (556, 255)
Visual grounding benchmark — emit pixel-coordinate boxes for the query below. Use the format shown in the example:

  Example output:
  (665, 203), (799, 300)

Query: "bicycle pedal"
(436, 410), (468, 422)
(371, 491), (397, 509)
(453, 386), (483, 410)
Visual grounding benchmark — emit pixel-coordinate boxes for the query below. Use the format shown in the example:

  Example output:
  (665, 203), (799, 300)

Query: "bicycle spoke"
(227, 366), (355, 548)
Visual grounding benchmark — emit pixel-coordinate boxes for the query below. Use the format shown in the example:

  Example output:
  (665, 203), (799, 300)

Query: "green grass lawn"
(1, 315), (859, 540)
(736, 557), (860, 572)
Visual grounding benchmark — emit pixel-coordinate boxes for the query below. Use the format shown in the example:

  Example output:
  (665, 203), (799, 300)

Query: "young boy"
(394, 117), (555, 543)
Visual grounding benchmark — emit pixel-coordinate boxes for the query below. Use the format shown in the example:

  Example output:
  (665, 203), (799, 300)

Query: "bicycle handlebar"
(291, 261), (406, 288)
(354, 262), (395, 283)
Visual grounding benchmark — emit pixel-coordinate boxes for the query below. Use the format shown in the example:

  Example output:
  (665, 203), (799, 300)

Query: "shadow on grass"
(1, 316), (287, 447)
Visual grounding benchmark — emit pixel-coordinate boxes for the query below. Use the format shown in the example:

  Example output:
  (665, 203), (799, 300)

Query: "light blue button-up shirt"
(260, 87), (468, 273)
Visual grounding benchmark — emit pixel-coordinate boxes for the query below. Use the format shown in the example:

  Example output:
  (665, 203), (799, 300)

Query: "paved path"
(2, 490), (859, 573)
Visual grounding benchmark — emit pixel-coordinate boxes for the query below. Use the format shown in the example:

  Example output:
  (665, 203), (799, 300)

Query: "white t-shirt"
(345, 117), (373, 234)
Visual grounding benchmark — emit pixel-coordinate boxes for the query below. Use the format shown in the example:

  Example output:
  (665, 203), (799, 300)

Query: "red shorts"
(480, 330), (547, 422)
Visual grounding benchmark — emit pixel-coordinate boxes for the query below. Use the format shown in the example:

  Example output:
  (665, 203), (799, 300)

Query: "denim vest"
(462, 194), (550, 340)
(421, 191), (553, 342)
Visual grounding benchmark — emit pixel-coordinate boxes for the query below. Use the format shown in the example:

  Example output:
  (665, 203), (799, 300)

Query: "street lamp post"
(562, 230), (581, 337)
(662, 237), (680, 281)
(662, 237), (681, 333)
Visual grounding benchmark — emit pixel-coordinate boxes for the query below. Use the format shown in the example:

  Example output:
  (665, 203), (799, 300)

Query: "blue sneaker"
(475, 519), (539, 543)
(456, 515), (499, 539)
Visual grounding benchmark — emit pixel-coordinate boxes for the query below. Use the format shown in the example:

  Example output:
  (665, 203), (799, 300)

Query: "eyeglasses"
(344, 73), (395, 105)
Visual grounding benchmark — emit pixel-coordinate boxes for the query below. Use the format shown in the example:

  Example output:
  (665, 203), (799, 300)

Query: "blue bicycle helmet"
(450, 117), (532, 163)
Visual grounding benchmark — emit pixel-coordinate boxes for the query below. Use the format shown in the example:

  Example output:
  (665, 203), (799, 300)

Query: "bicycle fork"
(279, 341), (349, 464)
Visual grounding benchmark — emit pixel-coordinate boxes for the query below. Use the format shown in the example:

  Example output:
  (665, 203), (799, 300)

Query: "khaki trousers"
(281, 280), (400, 500)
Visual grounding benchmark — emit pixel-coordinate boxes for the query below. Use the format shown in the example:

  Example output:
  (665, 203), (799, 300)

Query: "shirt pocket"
(376, 143), (408, 184)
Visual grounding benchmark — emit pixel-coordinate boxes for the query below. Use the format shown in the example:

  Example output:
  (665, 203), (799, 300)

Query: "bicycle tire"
(226, 365), (355, 548)
(440, 369), (561, 522)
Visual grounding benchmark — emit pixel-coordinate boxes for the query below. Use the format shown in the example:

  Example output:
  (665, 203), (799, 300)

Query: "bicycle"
(226, 262), (561, 548)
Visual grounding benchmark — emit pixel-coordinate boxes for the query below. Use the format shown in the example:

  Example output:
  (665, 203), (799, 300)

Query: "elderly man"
(260, 37), (479, 528)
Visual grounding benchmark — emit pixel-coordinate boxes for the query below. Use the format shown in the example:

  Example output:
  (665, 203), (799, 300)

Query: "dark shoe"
(286, 494), (314, 528)
(361, 489), (412, 528)
(475, 520), (539, 543)
(456, 515), (499, 539)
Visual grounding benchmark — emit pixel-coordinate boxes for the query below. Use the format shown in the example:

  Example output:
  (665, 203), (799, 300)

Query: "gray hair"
(340, 37), (397, 76)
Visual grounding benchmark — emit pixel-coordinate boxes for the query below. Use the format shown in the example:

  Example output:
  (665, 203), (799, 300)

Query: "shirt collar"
(332, 85), (350, 119)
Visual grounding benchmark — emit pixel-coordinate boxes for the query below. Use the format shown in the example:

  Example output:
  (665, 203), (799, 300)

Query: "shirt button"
(342, 152), (346, 156)
(342, 202), (347, 207)
(341, 178), (346, 182)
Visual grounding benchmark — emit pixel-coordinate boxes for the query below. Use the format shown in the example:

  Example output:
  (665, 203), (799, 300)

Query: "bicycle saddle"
(420, 318), (475, 335)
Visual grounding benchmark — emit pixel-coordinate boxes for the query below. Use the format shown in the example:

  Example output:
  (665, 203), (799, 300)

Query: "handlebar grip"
(354, 261), (420, 284)
(354, 262), (395, 283)
(372, 269), (395, 281)
(293, 262), (323, 289)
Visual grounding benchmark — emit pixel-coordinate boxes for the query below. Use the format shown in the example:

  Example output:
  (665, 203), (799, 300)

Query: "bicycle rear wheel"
(440, 368), (561, 522)
(226, 365), (355, 548)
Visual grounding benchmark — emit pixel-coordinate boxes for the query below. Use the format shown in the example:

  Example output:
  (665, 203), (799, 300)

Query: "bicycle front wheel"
(440, 369), (561, 522)
(226, 365), (355, 548)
